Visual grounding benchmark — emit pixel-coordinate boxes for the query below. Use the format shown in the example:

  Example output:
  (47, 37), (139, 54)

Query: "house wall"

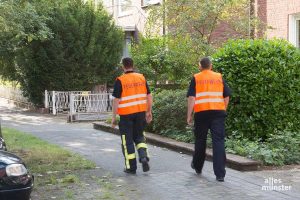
(261, 0), (300, 39)
(102, 0), (156, 34)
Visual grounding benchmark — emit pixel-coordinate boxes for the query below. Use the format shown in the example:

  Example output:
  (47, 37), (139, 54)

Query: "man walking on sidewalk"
(111, 57), (153, 174)
(187, 57), (231, 182)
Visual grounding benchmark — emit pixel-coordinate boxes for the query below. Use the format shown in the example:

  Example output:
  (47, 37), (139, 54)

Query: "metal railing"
(45, 90), (91, 115)
(69, 93), (113, 122)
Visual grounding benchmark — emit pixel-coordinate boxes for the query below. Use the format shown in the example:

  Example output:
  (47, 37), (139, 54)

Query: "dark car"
(0, 137), (34, 200)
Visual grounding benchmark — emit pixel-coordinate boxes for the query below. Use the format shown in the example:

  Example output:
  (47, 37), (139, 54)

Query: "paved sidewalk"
(0, 98), (299, 200)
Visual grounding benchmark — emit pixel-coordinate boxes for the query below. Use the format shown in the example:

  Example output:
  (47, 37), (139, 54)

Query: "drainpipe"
(249, 0), (255, 39)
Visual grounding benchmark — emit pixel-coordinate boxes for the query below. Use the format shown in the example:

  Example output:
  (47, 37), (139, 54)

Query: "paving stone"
(0, 98), (299, 200)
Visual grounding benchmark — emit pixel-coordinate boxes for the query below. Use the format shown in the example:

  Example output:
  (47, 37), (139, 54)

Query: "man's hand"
(187, 114), (193, 125)
(187, 96), (195, 126)
(146, 111), (152, 124)
(111, 98), (119, 128)
(111, 116), (117, 128)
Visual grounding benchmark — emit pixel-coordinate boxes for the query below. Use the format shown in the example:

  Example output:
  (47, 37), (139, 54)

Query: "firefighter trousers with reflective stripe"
(119, 112), (149, 171)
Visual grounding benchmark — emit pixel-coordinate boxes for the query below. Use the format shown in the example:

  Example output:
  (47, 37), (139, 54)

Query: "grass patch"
(2, 127), (95, 173)
(2, 127), (95, 187)
(1, 127), (122, 199)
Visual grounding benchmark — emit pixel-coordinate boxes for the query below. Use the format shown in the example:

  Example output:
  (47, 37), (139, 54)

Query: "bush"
(213, 39), (300, 139)
(149, 90), (194, 143)
(131, 36), (198, 88)
(226, 131), (300, 165)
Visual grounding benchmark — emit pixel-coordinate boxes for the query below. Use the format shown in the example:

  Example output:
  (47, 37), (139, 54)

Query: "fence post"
(45, 90), (49, 108)
(52, 91), (56, 115)
(69, 93), (74, 122)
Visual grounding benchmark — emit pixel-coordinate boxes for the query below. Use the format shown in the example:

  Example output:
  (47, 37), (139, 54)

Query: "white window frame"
(288, 13), (300, 48)
(118, 0), (133, 17)
(142, 0), (161, 7)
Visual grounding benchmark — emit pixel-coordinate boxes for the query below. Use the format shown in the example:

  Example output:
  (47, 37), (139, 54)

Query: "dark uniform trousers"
(119, 112), (148, 171)
(193, 112), (226, 178)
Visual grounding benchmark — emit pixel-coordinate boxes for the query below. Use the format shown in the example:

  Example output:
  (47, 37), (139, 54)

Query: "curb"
(93, 122), (261, 171)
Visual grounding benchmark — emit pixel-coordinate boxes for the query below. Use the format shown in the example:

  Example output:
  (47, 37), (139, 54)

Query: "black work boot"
(191, 161), (201, 174)
(140, 157), (150, 172)
(123, 169), (136, 174)
(216, 177), (224, 182)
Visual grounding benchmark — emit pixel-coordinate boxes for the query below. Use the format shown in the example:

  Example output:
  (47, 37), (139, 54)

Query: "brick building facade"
(257, 0), (300, 47)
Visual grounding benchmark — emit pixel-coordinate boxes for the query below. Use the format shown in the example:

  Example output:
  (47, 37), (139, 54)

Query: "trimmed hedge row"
(213, 39), (300, 140)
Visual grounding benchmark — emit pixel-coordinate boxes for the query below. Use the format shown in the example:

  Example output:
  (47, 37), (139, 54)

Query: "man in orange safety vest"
(112, 57), (153, 174)
(187, 57), (231, 182)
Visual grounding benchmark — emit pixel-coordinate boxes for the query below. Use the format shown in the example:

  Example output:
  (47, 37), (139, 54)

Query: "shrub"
(226, 131), (300, 165)
(131, 36), (198, 88)
(149, 90), (194, 143)
(213, 39), (300, 139)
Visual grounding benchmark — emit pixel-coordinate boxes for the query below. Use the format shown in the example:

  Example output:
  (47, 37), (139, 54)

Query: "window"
(119, 0), (133, 16)
(142, 0), (160, 7)
(288, 13), (300, 48)
(298, 20), (300, 48)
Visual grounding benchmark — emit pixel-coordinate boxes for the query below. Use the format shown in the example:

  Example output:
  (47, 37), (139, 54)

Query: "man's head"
(199, 57), (212, 71)
(122, 57), (134, 70)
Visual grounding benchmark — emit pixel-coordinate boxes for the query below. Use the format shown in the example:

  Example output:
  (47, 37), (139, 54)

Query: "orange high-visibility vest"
(194, 70), (225, 112)
(117, 72), (147, 115)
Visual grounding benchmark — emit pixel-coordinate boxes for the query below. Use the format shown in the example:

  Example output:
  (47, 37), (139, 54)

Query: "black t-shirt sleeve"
(223, 79), (231, 98)
(146, 82), (151, 94)
(187, 77), (196, 97)
(112, 79), (122, 98)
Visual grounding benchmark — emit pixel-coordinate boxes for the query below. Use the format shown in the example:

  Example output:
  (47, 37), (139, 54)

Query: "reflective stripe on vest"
(117, 73), (147, 115)
(194, 70), (225, 112)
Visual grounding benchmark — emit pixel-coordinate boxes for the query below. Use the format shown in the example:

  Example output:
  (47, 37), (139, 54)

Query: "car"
(0, 136), (34, 200)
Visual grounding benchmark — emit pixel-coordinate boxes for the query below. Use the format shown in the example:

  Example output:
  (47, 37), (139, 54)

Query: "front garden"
(133, 38), (300, 166)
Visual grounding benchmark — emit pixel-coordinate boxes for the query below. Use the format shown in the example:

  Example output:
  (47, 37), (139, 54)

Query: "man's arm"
(186, 77), (196, 125)
(187, 96), (195, 125)
(224, 97), (230, 110)
(222, 78), (231, 111)
(111, 79), (122, 128)
(111, 98), (120, 128)
(146, 94), (153, 123)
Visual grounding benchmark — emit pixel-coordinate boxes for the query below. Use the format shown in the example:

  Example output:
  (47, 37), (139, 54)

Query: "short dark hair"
(200, 57), (212, 69)
(122, 57), (133, 69)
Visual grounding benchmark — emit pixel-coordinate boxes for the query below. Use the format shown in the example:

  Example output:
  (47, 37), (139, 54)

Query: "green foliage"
(150, 89), (299, 165)
(148, 90), (194, 142)
(0, 0), (123, 106)
(2, 127), (95, 173)
(0, 0), (52, 81)
(226, 131), (300, 165)
(146, 0), (256, 55)
(213, 39), (300, 139)
(131, 36), (198, 87)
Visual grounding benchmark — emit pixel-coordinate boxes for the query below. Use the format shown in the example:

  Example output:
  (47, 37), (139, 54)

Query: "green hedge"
(213, 39), (300, 140)
(149, 90), (194, 143)
(149, 89), (299, 165)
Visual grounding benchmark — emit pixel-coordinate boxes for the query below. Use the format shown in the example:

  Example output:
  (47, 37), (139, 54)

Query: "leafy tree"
(131, 36), (198, 87)
(0, 0), (123, 106)
(146, 0), (261, 55)
(0, 0), (51, 81)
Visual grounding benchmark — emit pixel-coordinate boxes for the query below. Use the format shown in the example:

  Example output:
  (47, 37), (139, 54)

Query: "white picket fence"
(45, 90), (112, 121)
(44, 90), (92, 115)
(69, 93), (113, 122)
